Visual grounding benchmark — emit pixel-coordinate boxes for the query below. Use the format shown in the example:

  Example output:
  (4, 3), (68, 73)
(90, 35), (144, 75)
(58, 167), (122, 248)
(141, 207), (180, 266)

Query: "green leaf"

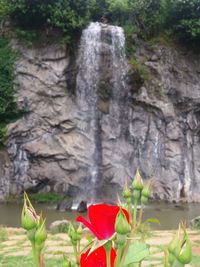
(147, 218), (160, 225)
(123, 241), (150, 266)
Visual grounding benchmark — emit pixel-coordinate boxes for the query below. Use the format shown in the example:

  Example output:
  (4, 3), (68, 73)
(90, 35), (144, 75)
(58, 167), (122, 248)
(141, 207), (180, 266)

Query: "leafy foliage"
(0, 0), (12, 24)
(0, 0), (199, 47)
(166, 0), (200, 45)
(123, 241), (150, 266)
(9, 0), (95, 42)
(0, 38), (19, 144)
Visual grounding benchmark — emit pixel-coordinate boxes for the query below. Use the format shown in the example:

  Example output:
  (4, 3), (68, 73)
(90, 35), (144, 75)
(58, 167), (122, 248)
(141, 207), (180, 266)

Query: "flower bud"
(168, 226), (180, 254)
(77, 224), (83, 235)
(27, 228), (36, 243)
(122, 181), (132, 199)
(21, 193), (38, 230)
(133, 189), (141, 201)
(141, 180), (152, 199)
(176, 232), (192, 264)
(141, 195), (148, 205)
(132, 169), (144, 191)
(115, 209), (131, 235)
(35, 217), (47, 249)
(168, 252), (175, 265)
(68, 224), (80, 244)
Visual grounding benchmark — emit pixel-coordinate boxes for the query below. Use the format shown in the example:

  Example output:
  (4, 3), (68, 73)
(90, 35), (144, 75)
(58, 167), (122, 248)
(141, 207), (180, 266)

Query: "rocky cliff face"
(1, 24), (200, 203)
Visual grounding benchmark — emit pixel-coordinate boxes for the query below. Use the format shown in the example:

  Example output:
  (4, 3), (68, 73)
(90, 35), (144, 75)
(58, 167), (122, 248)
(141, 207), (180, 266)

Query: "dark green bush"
(166, 0), (200, 46)
(0, 38), (18, 144)
(1, 0), (199, 48)
(9, 0), (94, 41)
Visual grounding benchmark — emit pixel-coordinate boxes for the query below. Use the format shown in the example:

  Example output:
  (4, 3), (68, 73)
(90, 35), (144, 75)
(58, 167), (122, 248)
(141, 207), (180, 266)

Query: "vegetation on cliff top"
(0, 0), (199, 47)
(0, 38), (19, 145)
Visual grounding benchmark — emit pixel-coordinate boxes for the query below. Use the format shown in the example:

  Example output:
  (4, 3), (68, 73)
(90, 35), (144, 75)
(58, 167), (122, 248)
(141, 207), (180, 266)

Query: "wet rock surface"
(1, 24), (200, 202)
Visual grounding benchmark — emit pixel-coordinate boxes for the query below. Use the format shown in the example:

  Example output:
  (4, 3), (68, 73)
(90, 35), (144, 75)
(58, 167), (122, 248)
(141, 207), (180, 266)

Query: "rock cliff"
(1, 24), (200, 203)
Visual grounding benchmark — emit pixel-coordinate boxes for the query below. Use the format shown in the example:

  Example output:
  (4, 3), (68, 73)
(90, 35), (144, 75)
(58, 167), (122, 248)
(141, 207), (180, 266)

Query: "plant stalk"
(106, 249), (111, 267)
(73, 244), (79, 264)
(31, 242), (40, 267)
(138, 204), (144, 225)
(133, 199), (138, 226)
(115, 246), (124, 267)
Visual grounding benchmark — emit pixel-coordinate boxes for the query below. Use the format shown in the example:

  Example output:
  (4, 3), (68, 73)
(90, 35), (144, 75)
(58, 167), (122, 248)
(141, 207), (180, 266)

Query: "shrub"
(166, 0), (200, 46)
(0, 38), (19, 145)
(0, 225), (8, 242)
(9, 0), (94, 42)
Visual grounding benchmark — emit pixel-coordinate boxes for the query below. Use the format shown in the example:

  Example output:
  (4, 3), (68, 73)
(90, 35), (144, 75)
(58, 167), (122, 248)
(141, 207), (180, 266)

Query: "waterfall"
(75, 22), (129, 201)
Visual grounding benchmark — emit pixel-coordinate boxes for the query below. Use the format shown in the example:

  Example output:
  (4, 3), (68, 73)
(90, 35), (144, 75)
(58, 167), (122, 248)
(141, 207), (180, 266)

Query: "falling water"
(75, 22), (129, 200)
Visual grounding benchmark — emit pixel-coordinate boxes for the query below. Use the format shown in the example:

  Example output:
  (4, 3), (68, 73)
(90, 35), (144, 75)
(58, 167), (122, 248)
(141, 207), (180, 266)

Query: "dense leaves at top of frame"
(0, 0), (200, 46)
(166, 0), (200, 45)
(9, 0), (95, 34)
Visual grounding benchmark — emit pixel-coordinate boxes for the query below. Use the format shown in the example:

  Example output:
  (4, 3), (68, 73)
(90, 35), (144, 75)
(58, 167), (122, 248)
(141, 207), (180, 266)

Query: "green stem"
(104, 241), (112, 267)
(31, 242), (40, 267)
(138, 204), (144, 226)
(115, 246), (124, 267)
(106, 249), (111, 267)
(128, 202), (132, 224)
(133, 199), (138, 226)
(73, 244), (79, 264)
(118, 228), (136, 267)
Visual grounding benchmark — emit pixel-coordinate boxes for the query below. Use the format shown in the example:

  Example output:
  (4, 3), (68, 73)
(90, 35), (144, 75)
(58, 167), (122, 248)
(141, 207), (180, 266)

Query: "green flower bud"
(21, 206), (37, 230)
(122, 181), (132, 199)
(125, 197), (132, 205)
(27, 228), (36, 243)
(133, 189), (141, 200)
(132, 169), (144, 191)
(68, 224), (80, 244)
(115, 209), (131, 235)
(35, 217), (47, 248)
(77, 224), (83, 235)
(141, 195), (148, 205)
(21, 193), (38, 230)
(176, 232), (192, 264)
(168, 227), (180, 254)
(142, 186), (151, 199)
(168, 252), (176, 265)
(141, 179), (153, 202)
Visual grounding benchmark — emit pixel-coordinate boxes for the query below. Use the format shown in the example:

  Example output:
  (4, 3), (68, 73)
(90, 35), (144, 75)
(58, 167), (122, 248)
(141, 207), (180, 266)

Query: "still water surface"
(0, 202), (200, 230)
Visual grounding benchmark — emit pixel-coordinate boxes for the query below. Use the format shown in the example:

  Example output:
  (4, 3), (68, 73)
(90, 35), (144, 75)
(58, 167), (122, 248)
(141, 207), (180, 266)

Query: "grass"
(6, 192), (65, 204)
(191, 254), (200, 267)
(0, 227), (199, 266)
(130, 58), (150, 82)
(29, 193), (65, 204)
(0, 227), (8, 242)
(0, 255), (64, 267)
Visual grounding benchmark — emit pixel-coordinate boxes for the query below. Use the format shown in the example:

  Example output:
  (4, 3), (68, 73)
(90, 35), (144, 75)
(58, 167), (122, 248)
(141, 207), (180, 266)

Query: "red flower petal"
(76, 204), (129, 240)
(76, 215), (104, 240)
(80, 246), (116, 267)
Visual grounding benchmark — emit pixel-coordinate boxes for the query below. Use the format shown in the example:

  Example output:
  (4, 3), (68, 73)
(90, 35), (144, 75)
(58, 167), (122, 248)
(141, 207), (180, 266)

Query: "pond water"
(0, 202), (200, 230)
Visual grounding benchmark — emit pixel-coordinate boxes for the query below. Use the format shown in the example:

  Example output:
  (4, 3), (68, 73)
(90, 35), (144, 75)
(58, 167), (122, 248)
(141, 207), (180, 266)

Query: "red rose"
(76, 204), (129, 240)
(80, 245), (116, 267)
